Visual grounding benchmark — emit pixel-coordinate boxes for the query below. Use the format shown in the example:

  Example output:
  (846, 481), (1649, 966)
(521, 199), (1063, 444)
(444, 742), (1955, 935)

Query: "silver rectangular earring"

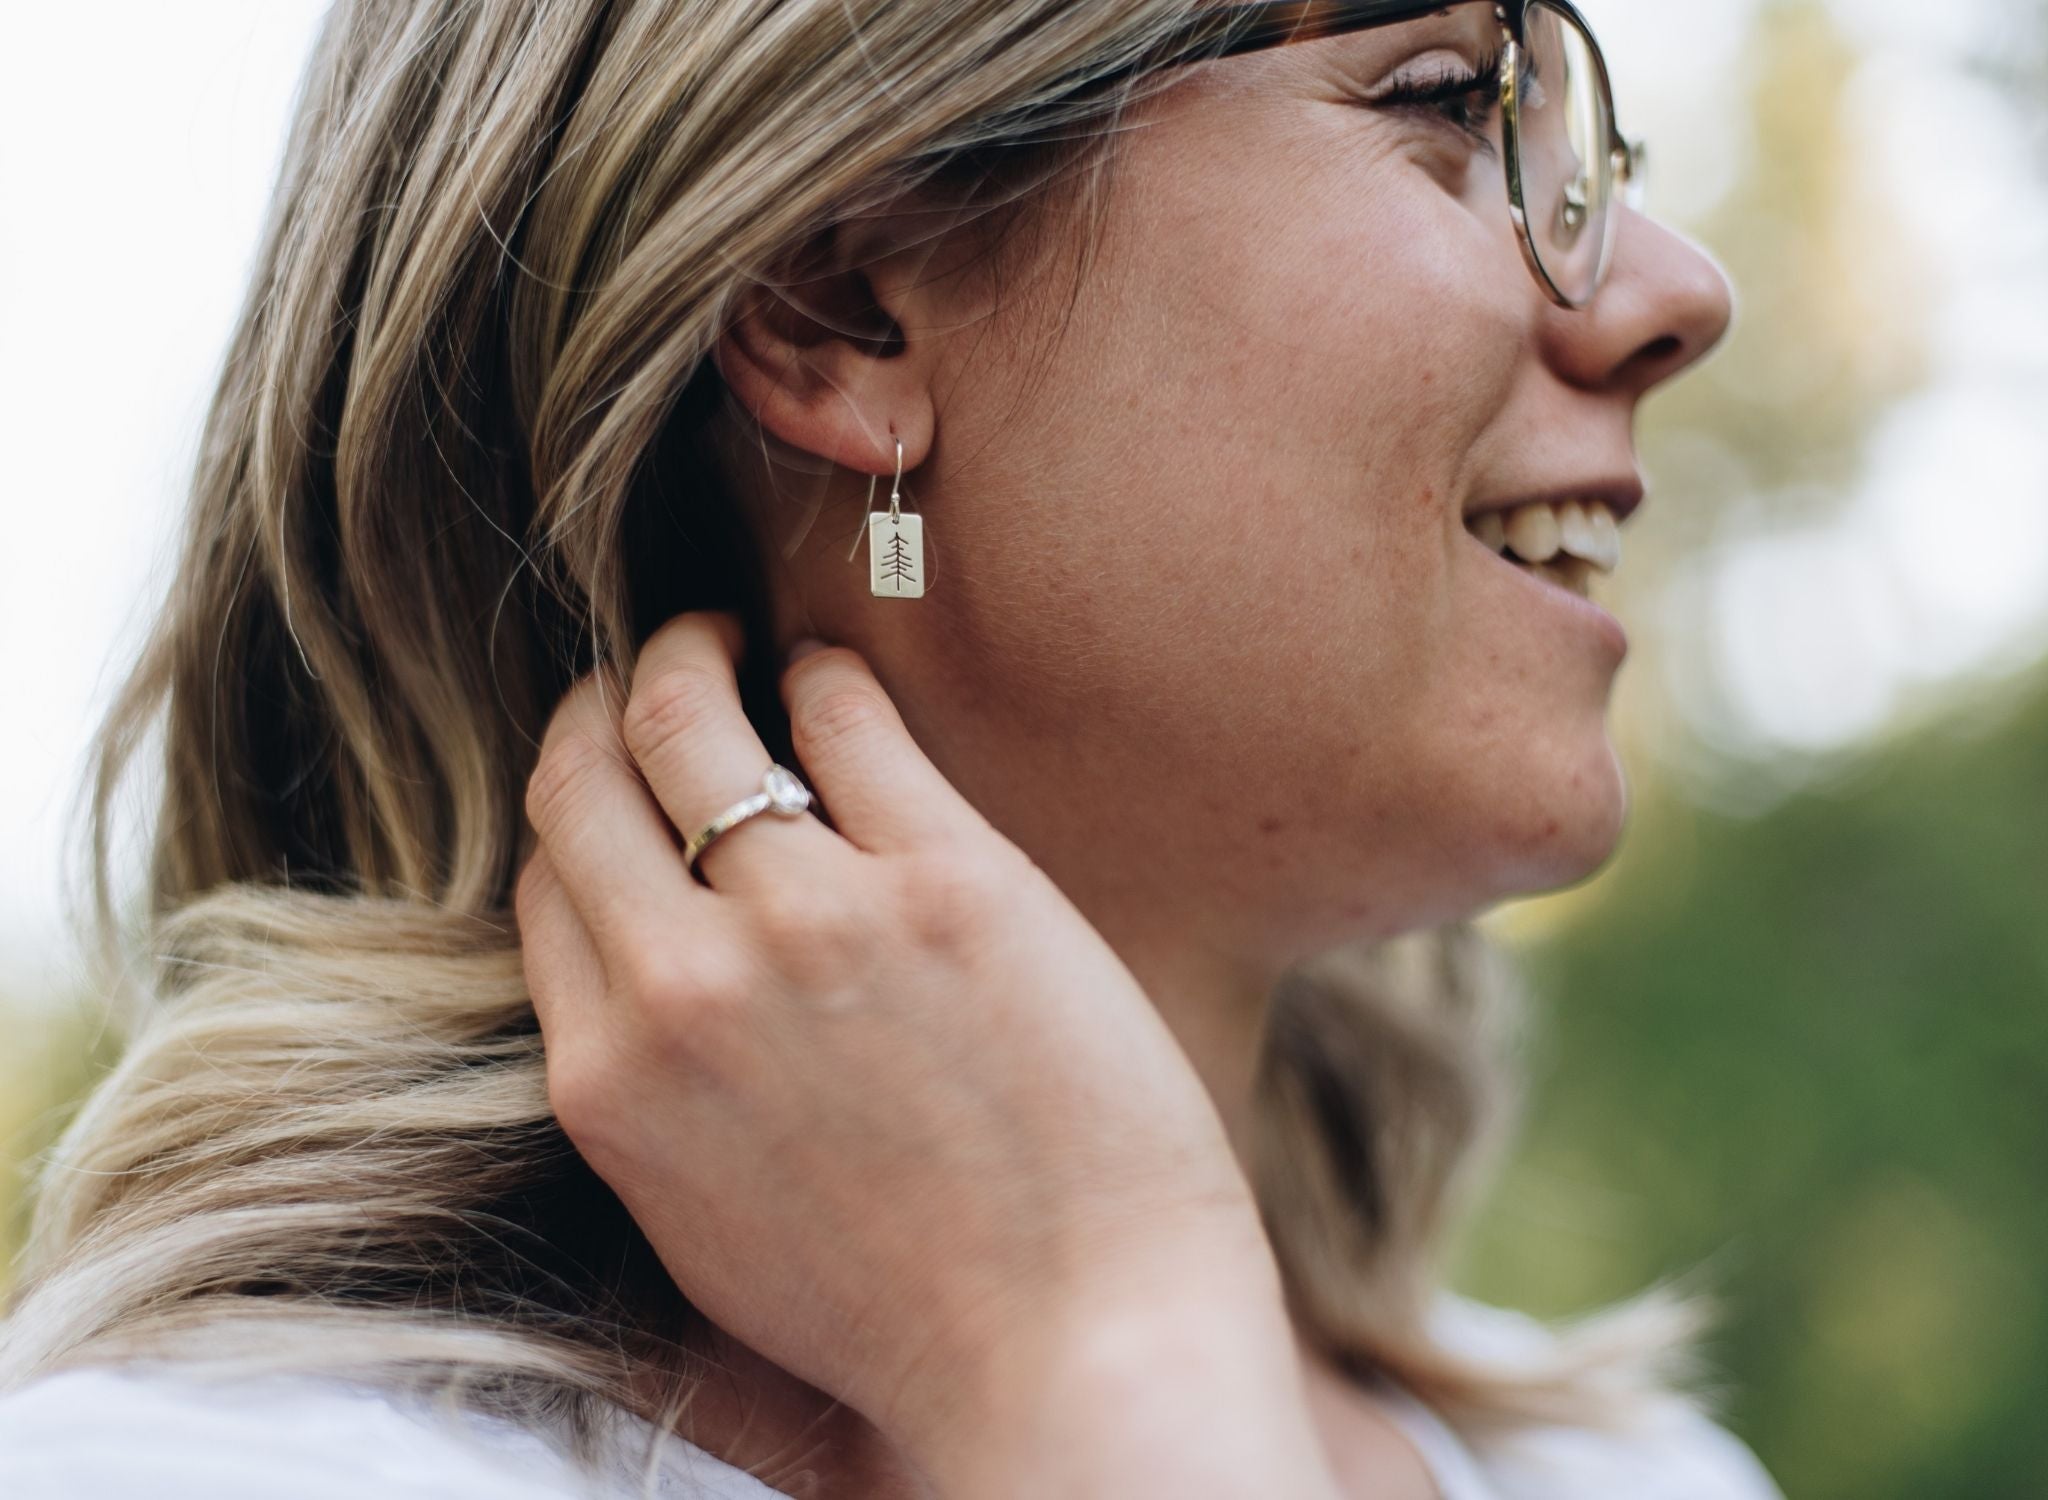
(846, 435), (925, 599)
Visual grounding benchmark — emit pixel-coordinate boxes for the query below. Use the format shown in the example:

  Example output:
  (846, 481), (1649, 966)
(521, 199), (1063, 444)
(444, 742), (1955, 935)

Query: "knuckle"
(621, 665), (726, 766)
(652, 979), (757, 1078)
(542, 1042), (615, 1147)
(611, 942), (757, 1068)
(891, 852), (1001, 953)
(747, 878), (843, 935)
(748, 885), (865, 977)
(744, 885), (809, 947)
(790, 685), (889, 760)
(525, 732), (610, 834)
(612, 938), (722, 1015)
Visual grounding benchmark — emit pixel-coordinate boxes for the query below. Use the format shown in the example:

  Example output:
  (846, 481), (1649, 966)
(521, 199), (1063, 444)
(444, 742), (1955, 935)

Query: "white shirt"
(0, 1303), (1783, 1499)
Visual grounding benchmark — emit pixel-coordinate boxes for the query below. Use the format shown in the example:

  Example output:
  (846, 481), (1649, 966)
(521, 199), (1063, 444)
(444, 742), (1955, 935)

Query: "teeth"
(1583, 503), (1622, 571)
(1565, 557), (1594, 594)
(1468, 498), (1623, 573)
(1528, 556), (1595, 598)
(1557, 500), (1599, 561)
(1503, 502), (1563, 563)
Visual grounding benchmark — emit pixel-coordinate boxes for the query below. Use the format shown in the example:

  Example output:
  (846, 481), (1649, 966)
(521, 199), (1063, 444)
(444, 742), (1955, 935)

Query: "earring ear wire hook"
(844, 435), (910, 560)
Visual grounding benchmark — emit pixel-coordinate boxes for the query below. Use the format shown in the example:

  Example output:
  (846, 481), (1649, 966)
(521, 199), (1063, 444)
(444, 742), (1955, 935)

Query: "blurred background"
(2, 2), (2044, 1495)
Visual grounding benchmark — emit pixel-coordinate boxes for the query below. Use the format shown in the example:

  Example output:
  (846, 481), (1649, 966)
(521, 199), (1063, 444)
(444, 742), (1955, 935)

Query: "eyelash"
(1372, 48), (1504, 153)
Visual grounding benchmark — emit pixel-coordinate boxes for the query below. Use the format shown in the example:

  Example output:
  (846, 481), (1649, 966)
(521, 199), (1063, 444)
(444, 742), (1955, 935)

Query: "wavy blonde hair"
(2, 0), (1700, 1472)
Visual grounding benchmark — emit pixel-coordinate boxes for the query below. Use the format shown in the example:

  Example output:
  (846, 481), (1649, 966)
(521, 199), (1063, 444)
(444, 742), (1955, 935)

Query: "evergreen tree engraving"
(880, 528), (918, 588)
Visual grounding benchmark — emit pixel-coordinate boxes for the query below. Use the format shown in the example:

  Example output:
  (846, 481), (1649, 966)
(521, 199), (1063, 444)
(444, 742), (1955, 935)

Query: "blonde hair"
(2, 0), (1700, 1469)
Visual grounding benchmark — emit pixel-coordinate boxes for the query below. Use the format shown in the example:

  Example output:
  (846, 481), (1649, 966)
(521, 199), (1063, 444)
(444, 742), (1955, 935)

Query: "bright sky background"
(3, 1), (2044, 996)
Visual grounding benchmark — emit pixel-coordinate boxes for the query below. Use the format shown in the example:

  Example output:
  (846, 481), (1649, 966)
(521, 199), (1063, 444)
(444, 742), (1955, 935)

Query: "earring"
(844, 435), (925, 599)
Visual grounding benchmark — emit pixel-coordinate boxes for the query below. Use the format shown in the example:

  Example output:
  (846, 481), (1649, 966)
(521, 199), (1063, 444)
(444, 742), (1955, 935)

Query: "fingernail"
(787, 636), (829, 665)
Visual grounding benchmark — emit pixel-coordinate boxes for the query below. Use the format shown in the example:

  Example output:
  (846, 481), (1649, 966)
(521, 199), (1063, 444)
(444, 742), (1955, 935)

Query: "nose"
(1541, 206), (1736, 396)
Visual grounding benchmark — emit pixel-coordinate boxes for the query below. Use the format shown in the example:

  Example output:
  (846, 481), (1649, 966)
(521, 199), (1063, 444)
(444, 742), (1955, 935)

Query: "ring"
(682, 764), (815, 877)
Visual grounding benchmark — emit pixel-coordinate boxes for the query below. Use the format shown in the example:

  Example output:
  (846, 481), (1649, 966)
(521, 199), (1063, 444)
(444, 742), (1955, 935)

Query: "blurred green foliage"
(0, 998), (117, 1288)
(1459, 660), (2048, 1498)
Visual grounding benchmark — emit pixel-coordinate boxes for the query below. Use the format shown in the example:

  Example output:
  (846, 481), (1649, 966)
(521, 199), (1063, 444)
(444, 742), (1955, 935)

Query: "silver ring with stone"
(682, 765), (814, 876)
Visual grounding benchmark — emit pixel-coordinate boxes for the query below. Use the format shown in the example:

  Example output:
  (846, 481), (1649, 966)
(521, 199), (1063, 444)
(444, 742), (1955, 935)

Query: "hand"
(515, 611), (1291, 1480)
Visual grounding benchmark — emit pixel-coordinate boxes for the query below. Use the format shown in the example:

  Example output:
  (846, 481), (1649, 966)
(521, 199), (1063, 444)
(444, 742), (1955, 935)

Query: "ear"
(711, 209), (957, 479)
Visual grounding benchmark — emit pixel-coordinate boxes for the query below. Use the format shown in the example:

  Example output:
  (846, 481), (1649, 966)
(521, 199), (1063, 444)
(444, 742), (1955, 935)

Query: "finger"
(525, 671), (712, 949)
(780, 643), (992, 854)
(624, 611), (851, 893)
(516, 848), (657, 1145)
(514, 845), (611, 1043)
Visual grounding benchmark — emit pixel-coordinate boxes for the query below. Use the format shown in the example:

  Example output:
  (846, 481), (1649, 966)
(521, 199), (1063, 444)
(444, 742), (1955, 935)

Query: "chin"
(1494, 738), (1631, 897)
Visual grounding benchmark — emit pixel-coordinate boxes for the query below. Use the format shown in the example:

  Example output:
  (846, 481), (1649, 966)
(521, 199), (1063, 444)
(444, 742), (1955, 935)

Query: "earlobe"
(710, 244), (938, 479)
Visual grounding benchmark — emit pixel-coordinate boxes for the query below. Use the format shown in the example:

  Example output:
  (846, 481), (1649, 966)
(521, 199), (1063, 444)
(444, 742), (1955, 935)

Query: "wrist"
(888, 1252), (1340, 1500)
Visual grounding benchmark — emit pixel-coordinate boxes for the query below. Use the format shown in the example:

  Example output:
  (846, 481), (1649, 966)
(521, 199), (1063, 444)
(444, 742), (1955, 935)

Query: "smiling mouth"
(1463, 497), (1623, 601)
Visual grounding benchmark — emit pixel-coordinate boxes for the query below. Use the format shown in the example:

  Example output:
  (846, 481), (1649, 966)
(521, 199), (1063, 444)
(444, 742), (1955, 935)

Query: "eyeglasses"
(1127, 1), (1647, 309)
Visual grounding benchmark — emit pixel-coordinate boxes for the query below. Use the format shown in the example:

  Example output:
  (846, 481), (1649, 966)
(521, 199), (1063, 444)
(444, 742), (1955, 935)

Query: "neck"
(1090, 916), (1289, 1172)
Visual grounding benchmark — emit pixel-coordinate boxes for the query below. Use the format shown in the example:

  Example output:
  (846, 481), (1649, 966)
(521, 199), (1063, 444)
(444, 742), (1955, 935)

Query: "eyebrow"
(1152, 3), (1481, 67)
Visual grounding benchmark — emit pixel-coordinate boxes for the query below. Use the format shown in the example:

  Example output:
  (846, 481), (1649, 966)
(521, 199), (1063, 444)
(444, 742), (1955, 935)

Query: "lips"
(1456, 476), (1640, 659)
(1465, 481), (1645, 528)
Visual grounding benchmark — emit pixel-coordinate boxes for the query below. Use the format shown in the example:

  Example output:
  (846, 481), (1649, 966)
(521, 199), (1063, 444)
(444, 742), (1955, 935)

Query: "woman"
(0, 0), (1769, 1495)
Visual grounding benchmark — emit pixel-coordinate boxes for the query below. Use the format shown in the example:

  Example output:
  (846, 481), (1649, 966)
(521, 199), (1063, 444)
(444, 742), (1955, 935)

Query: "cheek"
(934, 119), (1530, 724)
(1067, 126), (1526, 595)
(907, 110), (1609, 922)
(1118, 172), (1510, 459)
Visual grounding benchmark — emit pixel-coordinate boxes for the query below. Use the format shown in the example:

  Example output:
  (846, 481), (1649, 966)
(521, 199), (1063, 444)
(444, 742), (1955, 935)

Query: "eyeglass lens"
(1513, 2), (1620, 305)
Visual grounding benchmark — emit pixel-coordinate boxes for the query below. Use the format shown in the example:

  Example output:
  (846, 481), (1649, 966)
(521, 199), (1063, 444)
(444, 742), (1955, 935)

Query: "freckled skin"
(684, 32), (1731, 1478)
(719, 11), (1733, 983)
